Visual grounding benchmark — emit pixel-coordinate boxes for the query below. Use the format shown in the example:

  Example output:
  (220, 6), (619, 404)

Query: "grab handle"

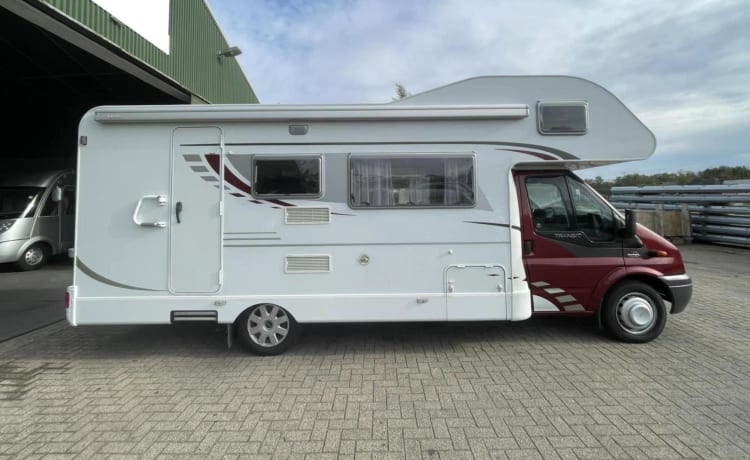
(133, 195), (168, 228)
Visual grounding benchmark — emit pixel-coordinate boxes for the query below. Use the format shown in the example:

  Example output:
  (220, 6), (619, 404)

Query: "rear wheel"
(237, 303), (299, 355)
(15, 244), (49, 271)
(602, 281), (666, 343)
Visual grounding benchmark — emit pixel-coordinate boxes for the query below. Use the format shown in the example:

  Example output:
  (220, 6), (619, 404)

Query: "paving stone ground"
(0, 244), (748, 459)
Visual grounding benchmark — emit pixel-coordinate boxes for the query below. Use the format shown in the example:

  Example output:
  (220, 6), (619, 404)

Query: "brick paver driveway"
(1, 244), (749, 459)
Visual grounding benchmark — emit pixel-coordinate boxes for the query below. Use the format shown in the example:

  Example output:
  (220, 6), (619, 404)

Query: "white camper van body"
(68, 76), (675, 352)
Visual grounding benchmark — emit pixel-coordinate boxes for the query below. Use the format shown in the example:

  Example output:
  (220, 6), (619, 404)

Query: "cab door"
(515, 172), (624, 313)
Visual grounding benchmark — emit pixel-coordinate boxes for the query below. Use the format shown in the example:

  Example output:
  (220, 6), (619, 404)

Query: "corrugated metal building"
(0, 0), (257, 167)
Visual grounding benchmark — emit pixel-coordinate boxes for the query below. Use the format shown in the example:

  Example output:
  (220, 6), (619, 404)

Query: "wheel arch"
(17, 237), (54, 261)
(593, 268), (672, 328)
(233, 302), (300, 325)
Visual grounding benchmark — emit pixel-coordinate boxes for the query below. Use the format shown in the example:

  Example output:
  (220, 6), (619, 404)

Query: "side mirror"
(622, 209), (637, 239)
(51, 186), (63, 203)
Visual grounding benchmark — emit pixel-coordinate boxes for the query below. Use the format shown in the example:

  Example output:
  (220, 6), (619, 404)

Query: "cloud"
(209, 0), (749, 177)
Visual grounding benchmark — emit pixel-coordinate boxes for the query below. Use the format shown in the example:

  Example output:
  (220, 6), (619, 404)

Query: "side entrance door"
(515, 171), (624, 313)
(169, 127), (224, 294)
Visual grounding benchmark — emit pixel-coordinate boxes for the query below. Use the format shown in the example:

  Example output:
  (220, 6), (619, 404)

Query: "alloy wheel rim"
(247, 304), (289, 347)
(25, 247), (44, 266)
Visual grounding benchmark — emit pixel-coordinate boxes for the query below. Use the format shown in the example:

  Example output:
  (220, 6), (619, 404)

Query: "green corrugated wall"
(40, 0), (258, 103)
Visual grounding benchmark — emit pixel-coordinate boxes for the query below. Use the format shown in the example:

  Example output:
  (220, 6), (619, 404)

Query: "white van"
(0, 170), (76, 270)
(67, 76), (692, 354)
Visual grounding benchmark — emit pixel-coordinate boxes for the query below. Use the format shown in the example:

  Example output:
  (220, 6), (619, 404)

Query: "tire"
(602, 281), (666, 343)
(236, 303), (299, 355)
(15, 244), (49, 271)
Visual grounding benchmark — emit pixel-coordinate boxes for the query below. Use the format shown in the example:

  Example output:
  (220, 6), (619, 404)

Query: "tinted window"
(0, 187), (43, 219)
(526, 177), (573, 231)
(254, 158), (321, 197)
(40, 194), (58, 217)
(566, 178), (616, 241)
(350, 157), (474, 208)
(538, 103), (587, 134)
(62, 189), (76, 216)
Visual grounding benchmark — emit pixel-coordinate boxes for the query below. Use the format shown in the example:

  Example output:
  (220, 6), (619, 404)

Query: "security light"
(218, 46), (242, 58)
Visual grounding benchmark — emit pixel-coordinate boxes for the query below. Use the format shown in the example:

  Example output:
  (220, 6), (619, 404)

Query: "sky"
(206, 0), (749, 179)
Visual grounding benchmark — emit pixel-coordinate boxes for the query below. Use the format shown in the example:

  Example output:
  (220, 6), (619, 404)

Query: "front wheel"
(236, 304), (299, 355)
(602, 281), (666, 343)
(15, 244), (49, 271)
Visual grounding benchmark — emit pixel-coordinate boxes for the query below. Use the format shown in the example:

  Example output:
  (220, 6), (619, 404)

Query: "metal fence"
(610, 184), (750, 247)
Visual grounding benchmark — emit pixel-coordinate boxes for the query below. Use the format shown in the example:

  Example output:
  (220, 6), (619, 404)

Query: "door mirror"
(51, 186), (63, 203)
(622, 209), (637, 239)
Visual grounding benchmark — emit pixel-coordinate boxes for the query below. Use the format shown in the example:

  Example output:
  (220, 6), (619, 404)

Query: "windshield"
(0, 187), (44, 219)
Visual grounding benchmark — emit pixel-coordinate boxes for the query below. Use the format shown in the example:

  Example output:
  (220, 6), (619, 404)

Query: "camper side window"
(253, 157), (321, 198)
(349, 156), (474, 208)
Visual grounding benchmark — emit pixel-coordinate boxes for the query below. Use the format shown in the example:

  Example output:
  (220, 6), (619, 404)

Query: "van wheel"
(237, 304), (298, 355)
(16, 244), (49, 271)
(602, 281), (666, 343)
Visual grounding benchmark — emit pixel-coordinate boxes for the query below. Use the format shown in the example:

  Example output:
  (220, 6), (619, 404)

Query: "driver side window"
(526, 177), (574, 232)
(566, 178), (616, 241)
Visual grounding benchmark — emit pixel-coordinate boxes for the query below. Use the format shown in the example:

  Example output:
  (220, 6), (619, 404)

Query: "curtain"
(351, 159), (394, 206)
(408, 170), (429, 205)
(443, 158), (471, 205)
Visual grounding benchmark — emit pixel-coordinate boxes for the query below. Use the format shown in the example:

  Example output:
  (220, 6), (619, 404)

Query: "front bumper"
(661, 274), (692, 314)
(0, 239), (25, 264)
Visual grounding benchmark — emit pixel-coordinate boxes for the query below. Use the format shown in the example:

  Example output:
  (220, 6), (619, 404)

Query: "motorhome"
(0, 170), (75, 270)
(67, 76), (692, 355)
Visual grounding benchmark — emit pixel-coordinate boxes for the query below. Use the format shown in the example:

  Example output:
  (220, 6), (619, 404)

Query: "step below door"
(446, 265), (508, 320)
(169, 127), (224, 294)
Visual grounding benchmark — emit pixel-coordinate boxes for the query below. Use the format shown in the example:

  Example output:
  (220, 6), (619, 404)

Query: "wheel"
(15, 244), (49, 271)
(236, 304), (299, 355)
(602, 281), (666, 343)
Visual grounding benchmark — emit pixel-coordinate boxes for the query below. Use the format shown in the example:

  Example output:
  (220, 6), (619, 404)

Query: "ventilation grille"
(285, 207), (331, 224)
(170, 310), (217, 323)
(285, 255), (331, 273)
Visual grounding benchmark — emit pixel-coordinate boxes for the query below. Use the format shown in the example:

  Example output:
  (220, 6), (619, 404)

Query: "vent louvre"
(285, 207), (331, 224)
(285, 255), (331, 273)
(170, 310), (218, 323)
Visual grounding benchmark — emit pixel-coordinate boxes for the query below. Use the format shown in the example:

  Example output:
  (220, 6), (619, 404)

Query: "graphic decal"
(204, 154), (253, 195)
(530, 281), (585, 313)
(77, 258), (160, 291)
(464, 220), (522, 231)
(181, 152), (297, 209)
(499, 148), (558, 161)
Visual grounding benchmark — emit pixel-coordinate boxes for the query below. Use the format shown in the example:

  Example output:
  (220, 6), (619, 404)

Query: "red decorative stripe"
(205, 154), (253, 195)
(265, 198), (295, 207)
(500, 148), (558, 161)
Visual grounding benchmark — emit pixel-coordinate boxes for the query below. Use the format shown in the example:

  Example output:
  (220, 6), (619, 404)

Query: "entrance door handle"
(132, 195), (167, 228)
(175, 202), (183, 224)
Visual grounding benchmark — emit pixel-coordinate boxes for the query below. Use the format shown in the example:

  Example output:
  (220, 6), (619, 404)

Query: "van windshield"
(0, 187), (44, 219)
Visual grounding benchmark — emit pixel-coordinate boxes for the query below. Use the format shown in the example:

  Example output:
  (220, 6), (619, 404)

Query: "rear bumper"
(66, 285), (77, 326)
(661, 274), (692, 314)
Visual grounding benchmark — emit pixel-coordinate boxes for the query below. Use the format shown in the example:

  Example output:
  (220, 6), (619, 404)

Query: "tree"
(392, 83), (410, 101)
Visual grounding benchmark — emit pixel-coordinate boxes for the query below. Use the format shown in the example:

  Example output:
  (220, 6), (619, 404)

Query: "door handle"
(175, 202), (183, 224)
(132, 195), (167, 228)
